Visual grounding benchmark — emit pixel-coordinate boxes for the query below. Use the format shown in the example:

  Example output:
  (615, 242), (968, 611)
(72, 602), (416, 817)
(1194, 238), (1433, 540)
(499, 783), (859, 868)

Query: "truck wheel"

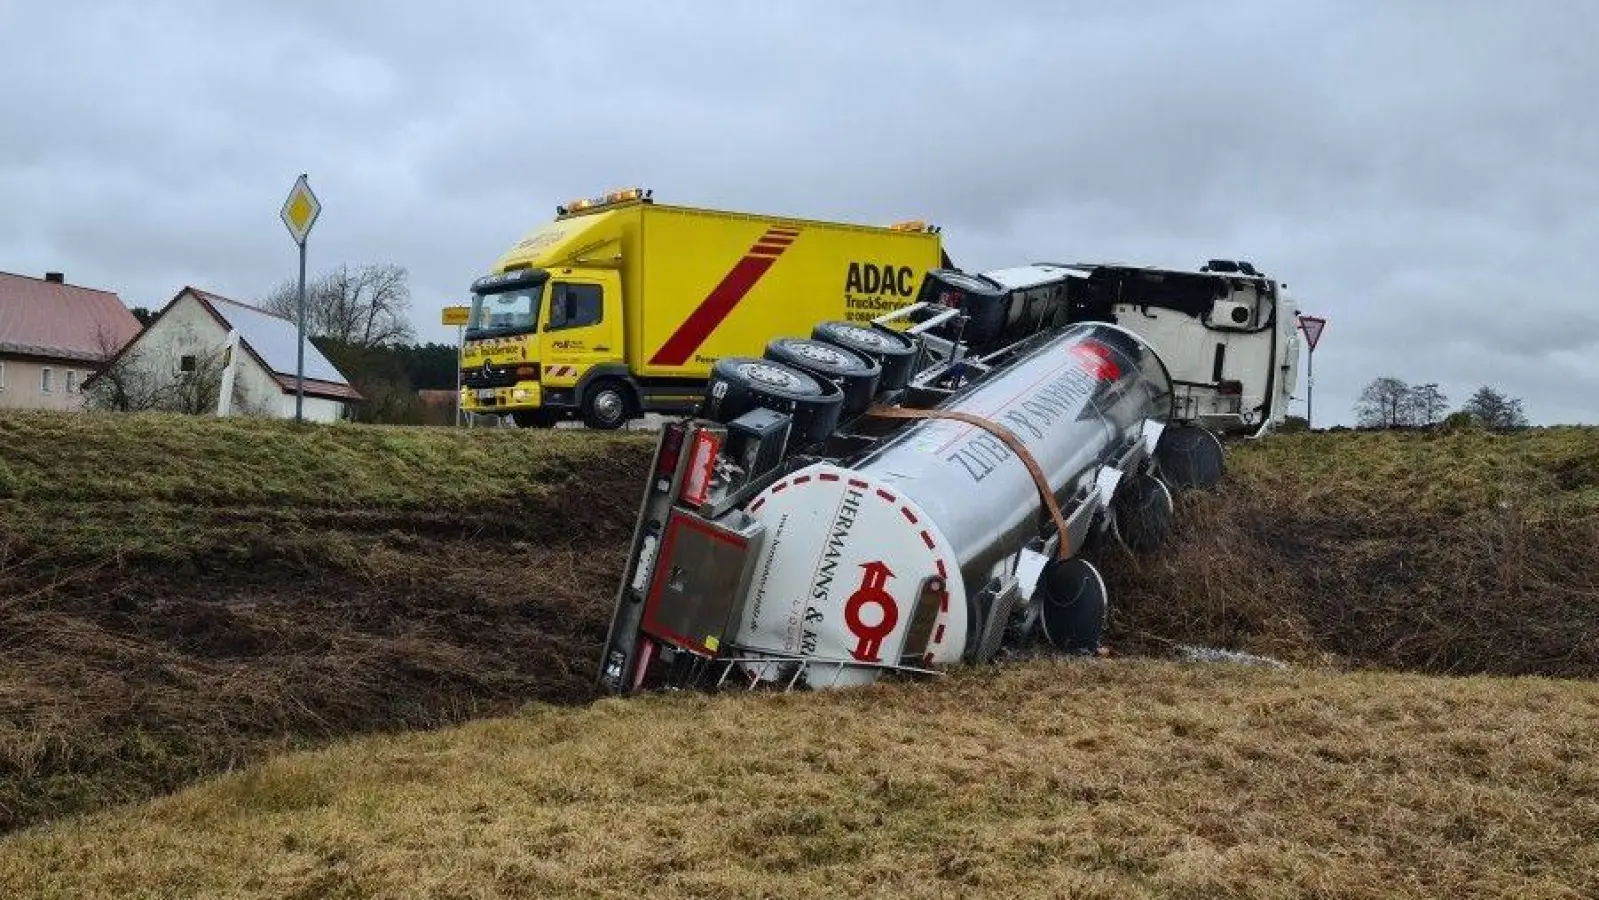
(703, 357), (843, 452)
(582, 379), (633, 430)
(1036, 557), (1108, 655)
(763, 337), (881, 418)
(810, 321), (920, 392)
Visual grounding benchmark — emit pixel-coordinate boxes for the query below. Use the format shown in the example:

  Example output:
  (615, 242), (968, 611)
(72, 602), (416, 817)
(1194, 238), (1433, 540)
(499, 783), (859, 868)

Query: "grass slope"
(0, 411), (655, 833)
(1099, 426), (1599, 675)
(3, 660), (1597, 899)
(2, 410), (1597, 845)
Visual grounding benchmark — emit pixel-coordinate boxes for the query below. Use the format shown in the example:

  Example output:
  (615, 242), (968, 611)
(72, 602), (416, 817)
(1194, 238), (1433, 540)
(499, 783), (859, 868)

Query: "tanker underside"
(599, 295), (1229, 696)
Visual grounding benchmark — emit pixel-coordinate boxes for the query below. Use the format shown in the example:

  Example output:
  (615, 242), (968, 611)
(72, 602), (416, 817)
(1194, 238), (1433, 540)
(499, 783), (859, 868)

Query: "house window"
(67, 370), (79, 394)
(41, 367), (53, 393)
(180, 355), (197, 373)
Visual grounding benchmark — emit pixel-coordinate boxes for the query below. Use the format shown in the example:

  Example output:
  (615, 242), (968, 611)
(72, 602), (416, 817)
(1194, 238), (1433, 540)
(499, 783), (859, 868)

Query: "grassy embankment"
(0, 410), (653, 833)
(3, 661), (1596, 899)
(1, 410), (1597, 897)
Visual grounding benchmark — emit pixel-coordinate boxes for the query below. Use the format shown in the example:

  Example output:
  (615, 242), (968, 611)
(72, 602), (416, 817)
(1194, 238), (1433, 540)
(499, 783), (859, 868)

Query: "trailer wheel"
(1154, 424), (1226, 491)
(582, 378), (633, 430)
(1036, 557), (1108, 655)
(704, 357), (843, 451)
(763, 338), (881, 417)
(810, 321), (920, 392)
(1110, 472), (1175, 553)
(934, 270), (1009, 349)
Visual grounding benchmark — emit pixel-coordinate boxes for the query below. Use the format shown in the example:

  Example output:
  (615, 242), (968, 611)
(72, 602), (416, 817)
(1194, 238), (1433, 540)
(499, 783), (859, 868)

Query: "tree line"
(1355, 377), (1528, 429)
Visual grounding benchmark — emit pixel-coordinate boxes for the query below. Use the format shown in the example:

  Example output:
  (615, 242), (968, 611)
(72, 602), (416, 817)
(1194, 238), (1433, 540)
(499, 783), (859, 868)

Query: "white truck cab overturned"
(955, 259), (1302, 437)
(598, 288), (1235, 696)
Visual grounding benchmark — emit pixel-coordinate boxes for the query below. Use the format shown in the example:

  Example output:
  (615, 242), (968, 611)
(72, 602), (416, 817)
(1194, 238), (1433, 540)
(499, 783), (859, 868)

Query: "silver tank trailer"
(729, 322), (1174, 685)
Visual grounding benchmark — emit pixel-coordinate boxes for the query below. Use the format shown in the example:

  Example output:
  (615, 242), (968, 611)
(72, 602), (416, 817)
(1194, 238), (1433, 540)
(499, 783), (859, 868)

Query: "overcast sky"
(2, 1), (1595, 425)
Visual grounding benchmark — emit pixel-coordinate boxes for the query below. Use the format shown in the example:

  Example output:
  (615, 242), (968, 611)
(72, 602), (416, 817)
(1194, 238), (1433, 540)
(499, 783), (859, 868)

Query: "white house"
(89, 287), (363, 422)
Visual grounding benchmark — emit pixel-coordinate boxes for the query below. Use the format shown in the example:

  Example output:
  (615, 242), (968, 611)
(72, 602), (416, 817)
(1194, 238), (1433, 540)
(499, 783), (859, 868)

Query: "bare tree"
(1355, 376), (1413, 428)
(85, 322), (235, 414)
(262, 263), (416, 348)
(1461, 386), (1528, 429)
(1408, 383), (1450, 426)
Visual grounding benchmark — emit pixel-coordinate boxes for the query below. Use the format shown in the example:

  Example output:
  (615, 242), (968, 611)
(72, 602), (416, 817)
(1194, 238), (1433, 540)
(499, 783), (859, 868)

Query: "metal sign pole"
(295, 239), (306, 422)
(1306, 345), (1314, 429)
(455, 323), (464, 427)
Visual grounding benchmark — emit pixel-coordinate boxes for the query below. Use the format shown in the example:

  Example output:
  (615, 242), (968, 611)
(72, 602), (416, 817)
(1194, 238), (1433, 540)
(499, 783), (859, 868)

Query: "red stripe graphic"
(649, 228), (799, 366)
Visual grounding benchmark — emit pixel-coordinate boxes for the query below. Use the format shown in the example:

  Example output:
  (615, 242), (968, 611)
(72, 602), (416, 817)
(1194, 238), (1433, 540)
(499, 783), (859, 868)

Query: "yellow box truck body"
(460, 190), (945, 428)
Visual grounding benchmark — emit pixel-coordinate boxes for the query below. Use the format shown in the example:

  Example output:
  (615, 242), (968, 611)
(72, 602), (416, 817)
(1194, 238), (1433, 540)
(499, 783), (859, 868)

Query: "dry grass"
(1099, 426), (1599, 675)
(3, 409), (1599, 862)
(2, 659), (1597, 899)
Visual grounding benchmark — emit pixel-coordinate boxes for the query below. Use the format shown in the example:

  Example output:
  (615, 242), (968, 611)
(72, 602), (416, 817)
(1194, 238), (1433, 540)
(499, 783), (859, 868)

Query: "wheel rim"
(791, 342), (853, 368)
(737, 361), (807, 391)
(841, 327), (892, 350)
(594, 389), (625, 422)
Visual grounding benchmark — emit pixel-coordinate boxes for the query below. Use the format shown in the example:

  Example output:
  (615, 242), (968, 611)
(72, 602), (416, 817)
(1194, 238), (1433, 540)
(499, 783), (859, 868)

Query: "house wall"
(274, 392), (346, 423)
(0, 355), (92, 411)
(110, 294), (284, 417)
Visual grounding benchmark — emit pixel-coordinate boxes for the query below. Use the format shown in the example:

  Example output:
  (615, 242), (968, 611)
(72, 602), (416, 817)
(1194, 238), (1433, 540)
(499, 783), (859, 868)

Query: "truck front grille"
(462, 362), (530, 389)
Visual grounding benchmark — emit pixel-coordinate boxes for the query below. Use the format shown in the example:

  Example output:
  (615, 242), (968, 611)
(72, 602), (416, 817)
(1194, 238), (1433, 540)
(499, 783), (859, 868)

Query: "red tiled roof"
(273, 373), (364, 401)
(0, 271), (142, 362)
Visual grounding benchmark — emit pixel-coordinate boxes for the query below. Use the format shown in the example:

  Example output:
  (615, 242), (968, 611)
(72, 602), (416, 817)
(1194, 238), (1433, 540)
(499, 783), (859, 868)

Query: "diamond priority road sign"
(280, 174), (321, 246)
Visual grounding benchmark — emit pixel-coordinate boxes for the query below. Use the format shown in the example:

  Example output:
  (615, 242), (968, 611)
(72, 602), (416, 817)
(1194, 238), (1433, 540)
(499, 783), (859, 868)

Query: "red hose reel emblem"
(844, 561), (899, 662)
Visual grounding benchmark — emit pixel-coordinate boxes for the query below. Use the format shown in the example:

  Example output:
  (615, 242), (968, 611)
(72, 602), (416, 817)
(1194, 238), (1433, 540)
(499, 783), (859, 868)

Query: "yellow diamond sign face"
(280, 174), (321, 245)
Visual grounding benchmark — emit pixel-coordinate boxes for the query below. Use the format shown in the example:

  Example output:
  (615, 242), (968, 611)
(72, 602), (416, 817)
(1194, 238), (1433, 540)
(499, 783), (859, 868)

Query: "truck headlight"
(513, 389), (529, 400)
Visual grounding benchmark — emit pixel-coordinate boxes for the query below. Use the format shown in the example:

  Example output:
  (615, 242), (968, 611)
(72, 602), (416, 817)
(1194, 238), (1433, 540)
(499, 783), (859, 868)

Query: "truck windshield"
(467, 287), (542, 339)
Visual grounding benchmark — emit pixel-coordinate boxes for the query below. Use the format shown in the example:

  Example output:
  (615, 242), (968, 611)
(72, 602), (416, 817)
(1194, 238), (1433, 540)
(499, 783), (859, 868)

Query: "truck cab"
(943, 259), (1302, 436)
(460, 190), (643, 429)
(462, 266), (630, 428)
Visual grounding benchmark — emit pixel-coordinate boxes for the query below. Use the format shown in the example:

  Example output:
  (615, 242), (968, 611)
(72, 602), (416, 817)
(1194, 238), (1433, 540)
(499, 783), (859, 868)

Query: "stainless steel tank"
(729, 322), (1173, 684)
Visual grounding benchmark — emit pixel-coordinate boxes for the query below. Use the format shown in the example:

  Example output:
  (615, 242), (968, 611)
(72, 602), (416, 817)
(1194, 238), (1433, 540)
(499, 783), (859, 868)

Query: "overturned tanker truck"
(597, 270), (1229, 695)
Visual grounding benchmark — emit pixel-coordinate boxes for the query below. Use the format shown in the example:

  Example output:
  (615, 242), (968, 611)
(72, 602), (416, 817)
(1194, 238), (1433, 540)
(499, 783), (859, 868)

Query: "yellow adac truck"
(460, 188), (947, 428)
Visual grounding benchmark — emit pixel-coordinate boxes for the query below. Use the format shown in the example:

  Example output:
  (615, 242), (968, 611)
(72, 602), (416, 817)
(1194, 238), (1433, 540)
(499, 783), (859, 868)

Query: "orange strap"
(862, 404), (1072, 559)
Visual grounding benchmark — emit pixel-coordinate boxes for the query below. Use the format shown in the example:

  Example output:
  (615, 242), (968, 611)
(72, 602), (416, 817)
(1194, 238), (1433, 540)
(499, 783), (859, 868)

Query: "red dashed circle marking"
(744, 469), (957, 655)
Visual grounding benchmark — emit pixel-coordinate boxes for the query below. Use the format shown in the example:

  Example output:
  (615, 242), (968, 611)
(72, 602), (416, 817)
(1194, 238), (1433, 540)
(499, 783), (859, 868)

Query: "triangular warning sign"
(1298, 315), (1326, 351)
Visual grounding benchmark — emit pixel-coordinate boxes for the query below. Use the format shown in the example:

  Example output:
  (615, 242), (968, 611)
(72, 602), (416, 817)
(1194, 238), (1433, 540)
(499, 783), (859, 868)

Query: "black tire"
(1154, 424), (1227, 491)
(1036, 557), (1108, 655)
(1110, 472), (1175, 553)
(918, 269), (1010, 349)
(511, 409), (556, 428)
(810, 321), (920, 392)
(581, 378), (633, 430)
(763, 337), (881, 417)
(703, 357), (843, 451)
